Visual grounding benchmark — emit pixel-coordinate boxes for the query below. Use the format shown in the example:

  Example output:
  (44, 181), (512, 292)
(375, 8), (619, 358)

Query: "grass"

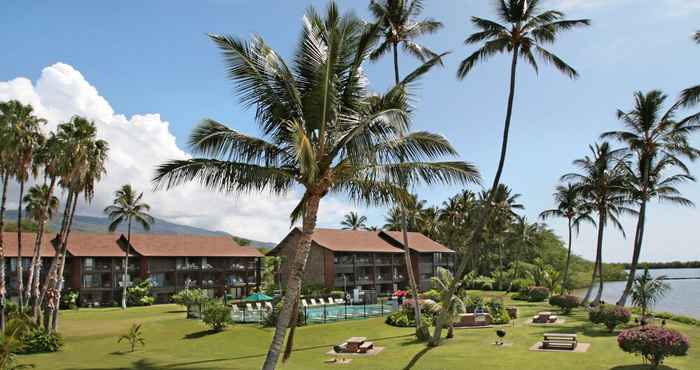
(18, 296), (699, 370)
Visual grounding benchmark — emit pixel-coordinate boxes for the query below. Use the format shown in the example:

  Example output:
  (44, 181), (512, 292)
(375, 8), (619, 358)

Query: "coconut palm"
(0, 102), (11, 331)
(430, 0), (590, 345)
(340, 212), (368, 230)
(104, 185), (154, 309)
(506, 216), (540, 284)
(679, 30), (700, 107)
(369, 0), (446, 341)
(539, 183), (595, 293)
(631, 268), (671, 320)
(430, 267), (467, 339)
(3, 101), (46, 312)
(562, 142), (635, 305)
(152, 4), (479, 368)
(22, 184), (59, 308)
(602, 90), (699, 306)
(383, 195), (426, 231)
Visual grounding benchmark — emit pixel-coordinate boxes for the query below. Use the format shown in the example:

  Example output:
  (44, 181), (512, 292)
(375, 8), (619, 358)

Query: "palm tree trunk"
(618, 199), (646, 306)
(122, 218), (132, 309)
(594, 248), (604, 304)
(392, 41), (429, 341)
(430, 46), (520, 347)
(281, 296), (300, 362)
(261, 192), (321, 370)
(0, 171), (10, 331)
(49, 193), (78, 331)
(17, 180), (25, 311)
(582, 212), (605, 306)
(27, 177), (56, 311)
(562, 218), (573, 294)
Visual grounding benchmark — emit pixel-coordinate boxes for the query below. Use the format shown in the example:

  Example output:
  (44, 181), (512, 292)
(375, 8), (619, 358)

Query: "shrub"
(118, 323), (145, 352)
(172, 289), (210, 318)
(509, 278), (534, 293)
(487, 299), (511, 325)
(618, 325), (689, 367)
(263, 301), (306, 327)
(420, 289), (441, 302)
(548, 295), (580, 314)
(527, 286), (550, 302)
(385, 309), (434, 328)
(61, 290), (80, 310)
(463, 295), (484, 313)
(330, 290), (345, 298)
(589, 304), (631, 332)
(470, 276), (495, 291)
(202, 302), (233, 332)
(21, 329), (64, 354)
(126, 280), (154, 307)
(511, 292), (529, 301)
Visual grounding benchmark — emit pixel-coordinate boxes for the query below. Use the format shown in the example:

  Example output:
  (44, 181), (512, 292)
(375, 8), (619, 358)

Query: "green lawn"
(18, 297), (699, 370)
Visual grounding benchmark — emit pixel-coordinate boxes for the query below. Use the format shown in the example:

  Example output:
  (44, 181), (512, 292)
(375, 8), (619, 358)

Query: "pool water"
(303, 303), (397, 322)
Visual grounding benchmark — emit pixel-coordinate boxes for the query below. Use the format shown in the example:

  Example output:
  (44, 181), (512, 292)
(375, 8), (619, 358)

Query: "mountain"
(3, 210), (276, 250)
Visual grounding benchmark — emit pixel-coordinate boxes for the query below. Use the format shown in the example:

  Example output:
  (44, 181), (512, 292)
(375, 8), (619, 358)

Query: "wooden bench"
(358, 341), (374, 353)
(542, 333), (577, 350)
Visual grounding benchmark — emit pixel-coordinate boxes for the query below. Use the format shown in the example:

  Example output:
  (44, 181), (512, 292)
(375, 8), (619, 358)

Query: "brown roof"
(65, 233), (129, 257)
(381, 231), (455, 253)
(2, 232), (56, 257)
(125, 234), (263, 257)
(310, 228), (404, 253)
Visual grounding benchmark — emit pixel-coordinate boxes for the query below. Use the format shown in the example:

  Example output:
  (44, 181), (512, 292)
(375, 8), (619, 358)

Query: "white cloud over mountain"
(0, 63), (354, 242)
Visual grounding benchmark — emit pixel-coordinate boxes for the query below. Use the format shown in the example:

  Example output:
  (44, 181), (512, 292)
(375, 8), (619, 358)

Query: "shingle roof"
(309, 228), (404, 253)
(124, 234), (263, 257)
(381, 231), (455, 253)
(2, 232), (56, 257)
(65, 233), (130, 257)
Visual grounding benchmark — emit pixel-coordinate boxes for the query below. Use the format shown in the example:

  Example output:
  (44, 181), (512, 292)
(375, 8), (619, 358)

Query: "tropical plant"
(618, 325), (689, 367)
(430, 267), (469, 339)
(125, 280), (155, 307)
(601, 90), (699, 306)
(104, 184), (155, 309)
(548, 294), (580, 314)
(589, 304), (631, 332)
(679, 30), (700, 108)
(0, 315), (33, 370)
(117, 323), (145, 352)
(152, 3), (478, 367)
(340, 212), (368, 230)
(431, 0), (590, 345)
(631, 269), (671, 320)
(540, 183), (594, 293)
(202, 302), (233, 332)
(20, 328), (63, 354)
(172, 289), (211, 319)
(526, 286), (550, 302)
(562, 142), (635, 305)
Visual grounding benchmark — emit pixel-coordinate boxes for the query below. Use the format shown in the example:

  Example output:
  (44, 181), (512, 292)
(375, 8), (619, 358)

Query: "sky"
(1, 0), (699, 262)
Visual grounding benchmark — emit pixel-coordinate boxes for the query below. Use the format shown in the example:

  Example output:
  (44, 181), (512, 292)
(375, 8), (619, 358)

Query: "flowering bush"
(618, 326), (689, 367)
(393, 290), (408, 298)
(589, 304), (631, 332)
(548, 295), (580, 314)
(527, 286), (551, 302)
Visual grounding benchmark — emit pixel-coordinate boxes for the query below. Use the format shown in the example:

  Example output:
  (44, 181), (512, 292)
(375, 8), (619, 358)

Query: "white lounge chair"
(265, 302), (273, 311)
(335, 298), (345, 304)
(310, 299), (318, 306)
(246, 303), (255, 312)
(302, 299), (309, 307)
(319, 298), (326, 305)
(255, 302), (263, 311)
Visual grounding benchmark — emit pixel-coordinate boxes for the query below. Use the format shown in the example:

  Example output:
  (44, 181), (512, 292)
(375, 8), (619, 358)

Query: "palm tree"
(104, 185), (154, 309)
(340, 212), (368, 230)
(602, 90), (699, 306)
(23, 184), (59, 308)
(562, 142), (635, 305)
(631, 268), (671, 320)
(506, 216), (539, 284)
(0, 102), (11, 330)
(383, 195), (426, 231)
(431, 0), (590, 345)
(679, 30), (700, 108)
(480, 184), (523, 277)
(430, 267), (467, 339)
(539, 184), (594, 293)
(369, 0), (446, 341)
(5, 101), (45, 312)
(152, 4), (479, 368)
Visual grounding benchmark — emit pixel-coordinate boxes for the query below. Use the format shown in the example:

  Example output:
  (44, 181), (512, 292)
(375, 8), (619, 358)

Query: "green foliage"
(548, 295), (580, 314)
(509, 278), (533, 293)
(631, 268), (671, 318)
(172, 289), (211, 319)
(117, 323), (145, 352)
(487, 299), (511, 324)
(126, 280), (154, 306)
(60, 291), (79, 310)
(467, 276), (495, 291)
(20, 329), (64, 354)
(420, 289), (441, 302)
(0, 314), (33, 370)
(260, 256), (280, 295)
(618, 326), (689, 367)
(639, 311), (700, 326)
(589, 304), (631, 332)
(262, 301), (305, 328)
(526, 286), (550, 302)
(385, 309), (434, 328)
(202, 302), (233, 332)
(301, 283), (329, 297)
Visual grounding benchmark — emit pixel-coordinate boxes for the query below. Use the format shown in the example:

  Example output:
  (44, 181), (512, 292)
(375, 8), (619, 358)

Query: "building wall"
(272, 230), (326, 288)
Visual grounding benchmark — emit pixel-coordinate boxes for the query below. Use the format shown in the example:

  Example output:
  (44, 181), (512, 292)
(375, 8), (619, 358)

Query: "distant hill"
(4, 210), (276, 250)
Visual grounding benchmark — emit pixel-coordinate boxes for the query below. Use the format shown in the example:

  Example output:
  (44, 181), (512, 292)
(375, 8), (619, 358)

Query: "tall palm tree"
(431, 0), (590, 345)
(104, 185), (154, 309)
(562, 142), (635, 305)
(506, 215), (539, 283)
(631, 268), (671, 319)
(5, 102), (45, 312)
(0, 102), (12, 330)
(152, 4), (479, 368)
(369, 0), (446, 341)
(602, 90), (699, 306)
(539, 183), (594, 293)
(679, 30), (700, 108)
(340, 211), (368, 230)
(22, 184), (59, 308)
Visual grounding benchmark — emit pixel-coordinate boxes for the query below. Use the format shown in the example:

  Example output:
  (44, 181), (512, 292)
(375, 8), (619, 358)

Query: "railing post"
(381, 298), (384, 317)
(344, 300), (347, 320)
(304, 306), (308, 326)
(243, 307), (246, 322)
(364, 300), (367, 318)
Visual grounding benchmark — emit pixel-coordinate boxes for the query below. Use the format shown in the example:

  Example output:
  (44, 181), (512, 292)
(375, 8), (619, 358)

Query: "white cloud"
(551, 0), (700, 13)
(0, 63), (354, 242)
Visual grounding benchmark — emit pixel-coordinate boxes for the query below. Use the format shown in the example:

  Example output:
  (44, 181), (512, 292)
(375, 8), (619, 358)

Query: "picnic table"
(346, 337), (367, 353)
(542, 333), (577, 350)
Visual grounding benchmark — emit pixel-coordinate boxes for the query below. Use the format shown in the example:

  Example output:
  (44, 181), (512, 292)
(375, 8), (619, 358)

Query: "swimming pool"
(232, 302), (399, 324)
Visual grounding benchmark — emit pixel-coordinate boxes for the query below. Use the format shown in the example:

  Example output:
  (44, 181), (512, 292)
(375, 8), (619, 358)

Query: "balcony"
(374, 257), (392, 265)
(176, 264), (201, 271)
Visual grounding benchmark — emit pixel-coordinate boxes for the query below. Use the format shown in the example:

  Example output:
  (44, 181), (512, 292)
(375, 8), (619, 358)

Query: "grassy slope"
(19, 297), (699, 370)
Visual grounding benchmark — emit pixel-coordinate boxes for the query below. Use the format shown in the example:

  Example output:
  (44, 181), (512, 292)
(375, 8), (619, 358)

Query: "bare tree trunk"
(17, 181), (25, 311)
(122, 218), (132, 309)
(561, 218), (573, 294)
(430, 46), (520, 347)
(27, 177), (56, 310)
(618, 200), (646, 306)
(261, 193), (321, 370)
(50, 194), (78, 332)
(582, 212), (605, 306)
(0, 172), (10, 331)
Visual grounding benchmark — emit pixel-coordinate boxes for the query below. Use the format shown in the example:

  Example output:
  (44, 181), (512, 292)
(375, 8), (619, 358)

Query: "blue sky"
(1, 0), (699, 262)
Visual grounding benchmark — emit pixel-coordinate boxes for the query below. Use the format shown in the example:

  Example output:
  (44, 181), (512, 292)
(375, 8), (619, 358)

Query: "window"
(9, 258), (16, 272)
(84, 258), (95, 271)
(149, 273), (166, 288)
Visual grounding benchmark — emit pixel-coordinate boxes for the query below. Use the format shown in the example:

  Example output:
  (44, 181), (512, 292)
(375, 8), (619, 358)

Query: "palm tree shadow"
(64, 359), (213, 370)
(183, 329), (221, 339)
(403, 346), (434, 370)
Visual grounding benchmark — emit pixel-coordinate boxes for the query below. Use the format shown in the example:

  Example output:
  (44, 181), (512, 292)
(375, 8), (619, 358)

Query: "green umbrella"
(243, 292), (273, 302)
